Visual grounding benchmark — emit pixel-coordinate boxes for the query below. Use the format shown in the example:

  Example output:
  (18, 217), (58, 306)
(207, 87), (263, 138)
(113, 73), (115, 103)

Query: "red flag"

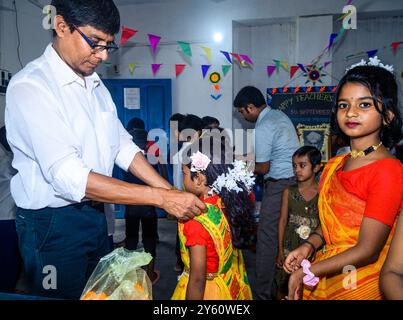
(231, 53), (242, 63)
(290, 66), (299, 79)
(120, 26), (137, 47)
(391, 41), (403, 55)
(175, 64), (186, 77)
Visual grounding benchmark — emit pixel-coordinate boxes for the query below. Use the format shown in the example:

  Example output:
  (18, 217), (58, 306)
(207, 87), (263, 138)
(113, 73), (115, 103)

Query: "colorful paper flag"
(328, 33), (338, 50)
(297, 64), (306, 73)
(239, 54), (253, 65)
(175, 64), (186, 77)
(129, 63), (136, 74)
(391, 41), (403, 55)
(222, 65), (231, 76)
(120, 26), (138, 47)
(324, 61), (332, 68)
(148, 34), (161, 56)
(273, 60), (281, 73)
(280, 60), (289, 71)
(335, 27), (346, 43)
(220, 51), (232, 64)
(201, 46), (212, 63)
(290, 66), (299, 79)
(177, 41), (192, 57)
(366, 49), (378, 58)
(267, 66), (276, 77)
(151, 64), (162, 76)
(230, 53), (242, 64)
(201, 65), (211, 78)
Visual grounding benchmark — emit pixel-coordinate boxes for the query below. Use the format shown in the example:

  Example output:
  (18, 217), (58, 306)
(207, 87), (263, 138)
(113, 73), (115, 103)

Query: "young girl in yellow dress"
(284, 59), (402, 300)
(171, 134), (255, 300)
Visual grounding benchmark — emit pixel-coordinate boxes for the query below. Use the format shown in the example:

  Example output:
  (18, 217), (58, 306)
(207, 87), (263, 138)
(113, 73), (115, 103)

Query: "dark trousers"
(125, 205), (157, 258)
(255, 177), (295, 300)
(0, 220), (22, 292)
(15, 203), (110, 299)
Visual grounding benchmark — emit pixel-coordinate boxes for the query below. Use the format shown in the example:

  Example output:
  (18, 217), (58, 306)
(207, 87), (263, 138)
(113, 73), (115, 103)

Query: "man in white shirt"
(5, 0), (205, 299)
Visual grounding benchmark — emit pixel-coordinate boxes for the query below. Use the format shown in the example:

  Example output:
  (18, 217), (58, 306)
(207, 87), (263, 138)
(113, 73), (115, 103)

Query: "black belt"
(70, 201), (104, 212)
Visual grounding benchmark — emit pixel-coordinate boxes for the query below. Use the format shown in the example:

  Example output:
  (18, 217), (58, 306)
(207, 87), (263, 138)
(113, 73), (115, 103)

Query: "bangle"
(302, 240), (317, 259)
(301, 259), (319, 286)
(310, 231), (326, 247)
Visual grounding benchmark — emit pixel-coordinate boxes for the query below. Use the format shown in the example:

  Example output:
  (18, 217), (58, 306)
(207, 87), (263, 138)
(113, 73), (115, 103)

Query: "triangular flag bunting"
(273, 60), (281, 73)
(120, 26), (138, 47)
(175, 64), (186, 77)
(230, 53), (242, 64)
(290, 66), (299, 79)
(201, 46), (212, 63)
(328, 33), (338, 50)
(240, 54), (253, 65)
(201, 65), (211, 78)
(267, 66), (276, 77)
(297, 64), (306, 73)
(151, 64), (162, 76)
(177, 41), (192, 57)
(366, 49), (378, 58)
(391, 41), (403, 55)
(129, 63), (136, 74)
(222, 65), (231, 76)
(220, 51), (232, 64)
(335, 27), (346, 43)
(148, 34), (161, 56)
(324, 61), (332, 68)
(280, 60), (289, 71)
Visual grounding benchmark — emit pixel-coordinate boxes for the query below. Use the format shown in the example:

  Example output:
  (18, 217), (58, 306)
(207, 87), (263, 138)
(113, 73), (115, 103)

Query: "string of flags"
(115, 23), (401, 81)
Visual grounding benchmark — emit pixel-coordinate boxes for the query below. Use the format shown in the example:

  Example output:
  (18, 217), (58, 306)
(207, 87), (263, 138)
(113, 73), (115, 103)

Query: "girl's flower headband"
(346, 56), (394, 73)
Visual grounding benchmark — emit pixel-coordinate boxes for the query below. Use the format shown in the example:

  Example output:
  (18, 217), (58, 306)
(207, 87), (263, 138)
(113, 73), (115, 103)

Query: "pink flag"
(290, 66), (299, 79)
(120, 26), (138, 47)
(175, 64), (186, 77)
(267, 66), (276, 77)
(148, 34), (161, 56)
(324, 61), (332, 68)
(151, 64), (162, 76)
(240, 54), (253, 65)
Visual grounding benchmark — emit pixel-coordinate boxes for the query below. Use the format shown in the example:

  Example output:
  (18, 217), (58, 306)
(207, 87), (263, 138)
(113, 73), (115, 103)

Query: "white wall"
(0, 0), (52, 127)
(1, 0), (402, 128)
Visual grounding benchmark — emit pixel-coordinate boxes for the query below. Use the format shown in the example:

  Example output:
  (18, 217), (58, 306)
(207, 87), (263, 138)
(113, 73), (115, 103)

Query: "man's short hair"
(233, 86), (266, 109)
(51, 0), (120, 37)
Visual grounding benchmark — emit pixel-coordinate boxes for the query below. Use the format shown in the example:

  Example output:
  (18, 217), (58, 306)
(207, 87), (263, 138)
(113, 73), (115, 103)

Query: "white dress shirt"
(5, 43), (141, 209)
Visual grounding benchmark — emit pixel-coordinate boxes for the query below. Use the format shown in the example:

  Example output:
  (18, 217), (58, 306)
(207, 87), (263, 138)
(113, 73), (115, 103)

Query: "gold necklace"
(350, 141), (382, 159)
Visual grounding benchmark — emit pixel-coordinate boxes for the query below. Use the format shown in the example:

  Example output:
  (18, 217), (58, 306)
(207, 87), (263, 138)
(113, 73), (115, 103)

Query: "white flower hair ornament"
(211, 160), (256, 194)
(346, 56), (394, 73)
(190, 151), (211, 172)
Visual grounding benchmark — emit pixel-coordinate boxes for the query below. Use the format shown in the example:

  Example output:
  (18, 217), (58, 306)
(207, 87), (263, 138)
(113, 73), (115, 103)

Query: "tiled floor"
(114, 218), (257, 300)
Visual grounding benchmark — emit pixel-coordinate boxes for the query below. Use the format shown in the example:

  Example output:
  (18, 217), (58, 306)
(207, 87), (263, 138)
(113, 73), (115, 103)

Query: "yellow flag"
(201, 46), (212, 63)
(129, 63), (136, 74)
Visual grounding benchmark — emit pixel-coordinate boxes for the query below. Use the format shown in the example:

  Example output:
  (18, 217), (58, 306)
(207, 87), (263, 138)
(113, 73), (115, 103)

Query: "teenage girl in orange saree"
(283, 62), (403, 300)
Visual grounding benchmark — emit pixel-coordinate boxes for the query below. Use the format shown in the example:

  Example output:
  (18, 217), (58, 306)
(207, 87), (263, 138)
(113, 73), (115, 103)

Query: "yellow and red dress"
(304, 155), (403, 300)
(171, 195), (252, 300)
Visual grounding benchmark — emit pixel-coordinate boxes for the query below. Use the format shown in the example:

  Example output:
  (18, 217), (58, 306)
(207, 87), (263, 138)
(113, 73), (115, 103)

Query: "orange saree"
(303, 155), (397, 300)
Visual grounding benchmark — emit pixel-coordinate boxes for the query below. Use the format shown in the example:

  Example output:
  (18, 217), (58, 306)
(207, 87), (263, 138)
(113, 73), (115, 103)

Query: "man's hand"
(160, 189), (207, 220)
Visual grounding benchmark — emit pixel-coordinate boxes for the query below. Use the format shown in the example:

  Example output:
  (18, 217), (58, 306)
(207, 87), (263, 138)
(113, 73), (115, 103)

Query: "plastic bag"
(80, 247), (153, 300)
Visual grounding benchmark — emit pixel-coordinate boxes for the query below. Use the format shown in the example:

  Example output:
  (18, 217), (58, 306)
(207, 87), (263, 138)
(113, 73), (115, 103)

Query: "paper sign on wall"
(124, 88), (140, 110)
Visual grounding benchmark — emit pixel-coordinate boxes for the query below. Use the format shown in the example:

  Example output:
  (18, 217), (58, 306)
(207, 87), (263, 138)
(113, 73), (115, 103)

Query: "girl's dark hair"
(293, 146), (322, 167)
(51, 0), (121, 37)
(331, 65), (402, 148)
(184, 133), (256, 249)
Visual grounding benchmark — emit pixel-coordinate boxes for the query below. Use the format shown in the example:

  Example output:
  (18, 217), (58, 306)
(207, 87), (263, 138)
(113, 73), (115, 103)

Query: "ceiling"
(114, 0), (226, 5)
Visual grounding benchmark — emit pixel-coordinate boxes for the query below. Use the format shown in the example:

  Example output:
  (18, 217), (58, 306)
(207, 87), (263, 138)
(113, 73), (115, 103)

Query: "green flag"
(222, 65), (231, 76)
(178, 41), (192, 57)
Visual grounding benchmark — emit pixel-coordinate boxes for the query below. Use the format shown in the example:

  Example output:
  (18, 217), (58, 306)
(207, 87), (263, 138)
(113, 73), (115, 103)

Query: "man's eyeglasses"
(73, 25), (119, 54)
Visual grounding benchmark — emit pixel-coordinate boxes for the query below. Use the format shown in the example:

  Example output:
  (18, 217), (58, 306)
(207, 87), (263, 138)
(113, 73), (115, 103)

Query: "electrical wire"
(13, 0), (23, 69)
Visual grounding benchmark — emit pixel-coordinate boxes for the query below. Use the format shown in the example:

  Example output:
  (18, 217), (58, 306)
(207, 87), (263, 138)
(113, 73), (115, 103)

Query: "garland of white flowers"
(346, 56), (394, 73)
(210, 160), (255, 195)
(189, 152), (256, 194)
